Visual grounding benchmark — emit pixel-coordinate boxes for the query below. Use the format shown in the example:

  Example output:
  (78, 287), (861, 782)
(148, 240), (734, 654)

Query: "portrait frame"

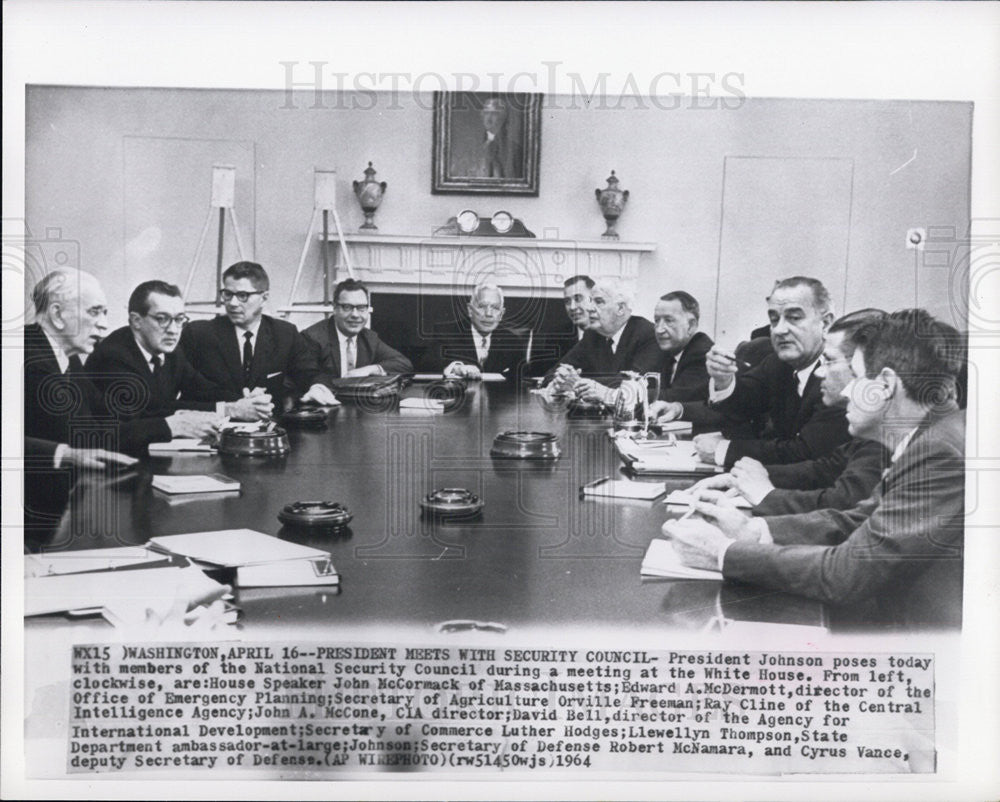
(431, 91), (542, 196)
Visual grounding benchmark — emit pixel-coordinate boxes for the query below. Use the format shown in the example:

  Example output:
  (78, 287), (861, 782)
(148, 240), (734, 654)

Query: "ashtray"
(281, 407), (330, 428)
(424, 377), (467, 407)
(490, 431), (561, 460)
(218, 425), (290, 457)
(419, 488), (484, 517)
(278, 500), (353, 529)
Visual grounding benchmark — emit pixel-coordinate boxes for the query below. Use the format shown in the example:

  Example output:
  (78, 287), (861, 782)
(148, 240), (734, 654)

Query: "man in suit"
(666, 309), (965, 628)
(657, 276), (850, 468)
(525, 275), (594, 377)
(179, 261), (337, 412)
(422, 283), (529, 379)
(690, 309), (889, 514)
(652, 291), (713, 403)
(88, 281), (272, 442)
(24, 270), (138, 534)
(548, 276), (661, 399)
(302, 278), (412, 378)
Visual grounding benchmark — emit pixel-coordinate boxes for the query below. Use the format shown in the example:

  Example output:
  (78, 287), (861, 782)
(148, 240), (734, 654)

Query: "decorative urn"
(595, 170), (629, 240)
(353, 162), (387, 231)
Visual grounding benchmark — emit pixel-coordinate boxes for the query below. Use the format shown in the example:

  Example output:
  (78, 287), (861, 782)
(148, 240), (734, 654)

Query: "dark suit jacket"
(753, 437), (890, 515)
(301, 320), (412, 378)
(683, 352), (850, 468)
(420, 321), (529, 375)
(527, 323), (582, 377)
(88, 326), (224, 422)
(658, 331), (713, 403)
(551, 316), (661, 383)
(179, 314), (321, 411)
(724, 408), (965, 628)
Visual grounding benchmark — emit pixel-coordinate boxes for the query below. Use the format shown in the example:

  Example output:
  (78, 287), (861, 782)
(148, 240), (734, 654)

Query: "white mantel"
(320, 233), (656, 298)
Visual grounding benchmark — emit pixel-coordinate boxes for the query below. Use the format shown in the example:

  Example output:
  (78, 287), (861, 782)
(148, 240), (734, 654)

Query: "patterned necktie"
(242, 331), (253, 388)
(345, 336), (357, 373)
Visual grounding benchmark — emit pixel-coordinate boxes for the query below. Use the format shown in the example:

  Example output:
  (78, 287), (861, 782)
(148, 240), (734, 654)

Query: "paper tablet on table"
(641, 538), (723, 581)
(148, 439), (216, 453)
(151, 474), (240, 494)
(148, 528), (331, 567)
(664, 489), (752, 509)
(581, 478), (666, 500)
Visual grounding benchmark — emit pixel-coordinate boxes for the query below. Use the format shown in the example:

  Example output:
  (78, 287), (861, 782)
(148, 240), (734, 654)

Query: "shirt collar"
(795, 357), (821, 396)
(891, 427), (920, 464)
(42, 327), (70, 373)
(609, 321), (627, 351)
(131, 332), (160, 368)
(234, 318), (262, 339)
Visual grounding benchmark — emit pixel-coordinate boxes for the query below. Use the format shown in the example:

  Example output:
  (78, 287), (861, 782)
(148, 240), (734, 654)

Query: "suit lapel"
(253, 317), (276, 386)
(327, 320), (342, 376)
(215, 316), (244, 388)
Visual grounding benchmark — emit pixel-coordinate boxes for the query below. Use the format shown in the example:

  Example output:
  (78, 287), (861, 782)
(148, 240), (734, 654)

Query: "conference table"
(25, 380), (826, 635)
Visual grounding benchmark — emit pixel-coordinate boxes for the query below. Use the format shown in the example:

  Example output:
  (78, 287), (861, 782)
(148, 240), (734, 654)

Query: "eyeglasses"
(472, 303), (503, 315)
(219, 289), (265, 303)
(335, 303), (371, 314)
(145, 313), (190, 330)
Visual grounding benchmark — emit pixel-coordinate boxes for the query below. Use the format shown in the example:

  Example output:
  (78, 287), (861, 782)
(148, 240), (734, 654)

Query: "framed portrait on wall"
(432, 91), (542, 195)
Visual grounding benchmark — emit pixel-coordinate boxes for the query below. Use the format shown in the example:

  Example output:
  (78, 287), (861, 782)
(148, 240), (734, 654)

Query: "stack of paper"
(148, 529), (339, 588)
(25, 546), (172, 577)
(663, 489), (752, 510)
(615, 438), (721, 475)
(151, 474), (240, 494)
(641, 538), (723, 581)
(149, 439), (216, 454)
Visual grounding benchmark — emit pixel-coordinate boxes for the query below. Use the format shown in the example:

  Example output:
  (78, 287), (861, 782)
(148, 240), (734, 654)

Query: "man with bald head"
(548, 276), (660, 398)
(24, 269), (137, 534)
(422, 283), (529, 379)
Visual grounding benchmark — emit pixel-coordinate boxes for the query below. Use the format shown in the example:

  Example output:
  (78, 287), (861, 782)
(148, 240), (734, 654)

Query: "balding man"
(24, 270), (137, 533)
(421, 284), (529, 379)
(548, 276), (660, 398)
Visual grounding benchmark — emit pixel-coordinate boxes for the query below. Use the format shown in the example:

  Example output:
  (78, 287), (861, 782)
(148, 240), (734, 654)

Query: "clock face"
(491, 210), (514, 234)
(457, 209), (479, 234)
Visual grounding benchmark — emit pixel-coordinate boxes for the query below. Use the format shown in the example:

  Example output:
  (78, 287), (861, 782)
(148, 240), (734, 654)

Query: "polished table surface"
(28, 382), (825, 633)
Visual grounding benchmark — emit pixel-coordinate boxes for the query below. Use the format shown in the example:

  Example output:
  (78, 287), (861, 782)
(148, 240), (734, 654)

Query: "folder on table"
(615, 438), (722, 476)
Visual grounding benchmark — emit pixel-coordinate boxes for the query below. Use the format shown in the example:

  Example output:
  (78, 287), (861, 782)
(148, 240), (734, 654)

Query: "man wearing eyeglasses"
(688, 309), (890, 515)
(302, 279), (412, 378)
(179, 261), (337, 411)
(422, 283), (529, 380)
(88, 281), (274, 444)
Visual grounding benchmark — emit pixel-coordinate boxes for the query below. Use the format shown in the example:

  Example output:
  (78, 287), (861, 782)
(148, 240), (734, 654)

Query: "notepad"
(25, 546), (171, 577)
(149, 439), (216, 453)
(399, 397), (445, 412)
(581, 478), (666, 500)
(664, 489), (752, 510)
(641, 538), (723, 581)
(151, 474), (241, 494)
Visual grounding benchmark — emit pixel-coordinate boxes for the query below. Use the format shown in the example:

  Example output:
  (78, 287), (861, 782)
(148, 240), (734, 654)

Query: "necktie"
(480, 335), (489, 365)
(663, 355), (676, 386)
(345, 337), (357, 373)
(150, 354), (161, 375)
(242, 331), (253, 388)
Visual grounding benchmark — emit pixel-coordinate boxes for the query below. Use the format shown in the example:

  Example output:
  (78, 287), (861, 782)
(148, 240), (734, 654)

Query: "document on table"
(399, 397), (445, 412)
(641, 537), (723, 581)
(581, 477), (667, 500)
(151, 474), (241, 494)
(24, 546), (172, 577)
(615, 438), (722, 475)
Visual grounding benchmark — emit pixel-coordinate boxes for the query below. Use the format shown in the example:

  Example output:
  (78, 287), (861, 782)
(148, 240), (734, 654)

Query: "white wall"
(26, 87), (971, 337)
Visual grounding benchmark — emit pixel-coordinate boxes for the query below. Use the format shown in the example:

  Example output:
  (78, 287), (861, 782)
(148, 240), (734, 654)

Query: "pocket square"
(266, 371), (283, 379)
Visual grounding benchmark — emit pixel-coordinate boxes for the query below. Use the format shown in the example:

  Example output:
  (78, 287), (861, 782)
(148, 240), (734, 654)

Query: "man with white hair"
(422, 283), (529, 379)
(24, 269), (138, 533)
(548, 276), (660, 397)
